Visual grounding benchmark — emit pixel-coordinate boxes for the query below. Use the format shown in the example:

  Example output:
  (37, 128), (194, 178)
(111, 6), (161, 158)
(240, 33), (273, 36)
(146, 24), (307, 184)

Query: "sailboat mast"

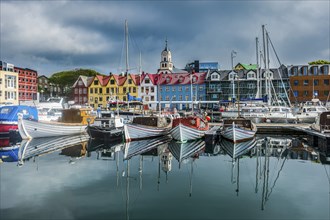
(125, 20), (129, 74)
(256, 37), (260, 99)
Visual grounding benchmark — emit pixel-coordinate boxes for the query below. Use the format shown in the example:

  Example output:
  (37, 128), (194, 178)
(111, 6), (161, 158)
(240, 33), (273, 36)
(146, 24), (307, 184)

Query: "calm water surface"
(0, 135), (329, 220)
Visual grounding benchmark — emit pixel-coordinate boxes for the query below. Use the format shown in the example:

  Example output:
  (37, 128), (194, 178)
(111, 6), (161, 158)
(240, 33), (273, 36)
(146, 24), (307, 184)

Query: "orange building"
(288, 64), (330, 103)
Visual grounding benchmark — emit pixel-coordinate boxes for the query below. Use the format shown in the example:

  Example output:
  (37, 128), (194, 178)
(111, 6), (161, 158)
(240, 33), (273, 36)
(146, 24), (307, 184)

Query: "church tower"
(159, 39), (173, 72)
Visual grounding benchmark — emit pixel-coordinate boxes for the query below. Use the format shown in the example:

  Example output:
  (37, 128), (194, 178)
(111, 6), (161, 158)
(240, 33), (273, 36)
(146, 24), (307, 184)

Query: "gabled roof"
(235, 63), (257, 70)
(158, 72), (207, 85)
(129, 74), (141, 86)
(87, 75), (110, 87)
(112, 74), (127, 86)
(72, 75), (93, 87)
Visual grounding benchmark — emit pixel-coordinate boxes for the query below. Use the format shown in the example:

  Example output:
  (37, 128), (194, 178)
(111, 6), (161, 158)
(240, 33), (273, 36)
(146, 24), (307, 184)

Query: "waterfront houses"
(88, 75), (110, 109)
(287, 64), (330, 103)
(0, 62), (19, 105)
(139, 72), (158, 110)
(72, 75), (94, 105)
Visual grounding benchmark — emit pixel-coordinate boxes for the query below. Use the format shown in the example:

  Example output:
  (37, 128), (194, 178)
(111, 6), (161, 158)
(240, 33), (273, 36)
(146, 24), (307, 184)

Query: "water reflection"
(0, 134), (329, 219)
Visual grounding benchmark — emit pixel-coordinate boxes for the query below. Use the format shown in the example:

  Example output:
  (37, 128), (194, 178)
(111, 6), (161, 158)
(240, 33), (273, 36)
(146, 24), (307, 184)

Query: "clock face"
(162, 51), (168, 56)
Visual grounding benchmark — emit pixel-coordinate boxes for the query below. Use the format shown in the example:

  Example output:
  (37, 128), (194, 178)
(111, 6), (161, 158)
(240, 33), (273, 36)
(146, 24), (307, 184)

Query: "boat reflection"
(18, 134), (90, 166)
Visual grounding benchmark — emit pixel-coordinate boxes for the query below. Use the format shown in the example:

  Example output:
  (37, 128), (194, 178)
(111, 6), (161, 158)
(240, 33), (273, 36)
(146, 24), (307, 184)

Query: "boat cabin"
(58, 108), (96, 125)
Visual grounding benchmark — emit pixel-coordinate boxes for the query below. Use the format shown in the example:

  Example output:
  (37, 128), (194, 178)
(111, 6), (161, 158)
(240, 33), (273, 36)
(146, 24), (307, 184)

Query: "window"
(293, 80), (299, 86)
(303, 91), (308, 96)
(179, 95), (182, 101)
(83, 88), (87, 94)
(128, 79), (132, 84)
(166, 77), (171, 83)
(165, 86), (169, 92)
(321, 65), (329, 74)
(179, 76), (184, 83)
(75, 88), (78, 94)
(5, 75), (16, 88)
(185, 86), (189, 92)
(145, 79), (150, 84)
(302, 66), (308, 75)
(312, 66), (318, 75)
(79, 88), (82, 94)
(199, 86), (203, 91)
(211, 74), (219, 80)
(151, 87), (154, 93)
(303, 80), (309, 86)
(324, 79), (329, 86)
(165, 96), (169, 101)
(94, 80), (99, 85)
(291, 67), (298, 76)
(141, 87), (144, 93)
(178, 87), (182, 92)
(110, 80), (115, 85)
(133, 87), (136, 93)
(78, 80), (83, 86)
(192, 76), (197, 83)
(314, 80), (319, 86)
(324, 90), (329, 96)
(172, 87), (175, 92)
(185, 95), (189, 101)
(247, 73), (255, 79)
(94, 88), (97, 93)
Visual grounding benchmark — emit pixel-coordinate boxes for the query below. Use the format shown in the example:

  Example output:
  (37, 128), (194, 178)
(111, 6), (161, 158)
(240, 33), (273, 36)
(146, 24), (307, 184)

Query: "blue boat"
(0, 105), (38, 137)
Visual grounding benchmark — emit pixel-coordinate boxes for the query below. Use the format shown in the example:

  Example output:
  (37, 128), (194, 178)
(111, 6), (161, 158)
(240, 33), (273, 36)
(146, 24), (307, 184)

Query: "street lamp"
(231, 50), (237, 70)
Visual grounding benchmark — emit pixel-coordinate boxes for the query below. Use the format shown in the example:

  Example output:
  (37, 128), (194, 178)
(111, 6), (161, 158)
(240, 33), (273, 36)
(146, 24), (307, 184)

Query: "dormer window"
(311, 66), (318, 75)
(192, 76), (198, 83)
(321, 65), (329, 75)
(291, 67), (298, 76)
(211, 74), (219, 80)
(179, 76), (184, 83)
(166, 76), (171, 83)
(247, 72), (256, 79)
(229, 73), (236, 80)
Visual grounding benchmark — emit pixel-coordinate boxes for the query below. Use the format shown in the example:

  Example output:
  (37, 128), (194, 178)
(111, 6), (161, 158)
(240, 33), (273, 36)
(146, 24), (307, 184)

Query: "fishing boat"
(17, 108), (95, 139)
(87, 110), (125, 141)
(0, 105), (38, 137)
(170, 115), (209, 142)
(310, 111), (330, 133)
(265, 106), (296, 123)
(124, 115), (172, 142)
(221, 118), (257, 143)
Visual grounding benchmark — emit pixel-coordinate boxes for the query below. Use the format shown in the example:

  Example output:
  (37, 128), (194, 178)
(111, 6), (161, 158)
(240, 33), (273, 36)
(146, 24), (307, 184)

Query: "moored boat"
(221, 118), (257, 143)
(221, 137), (256, 159)
(17, 108), (95, 139)
(124, 115), (172, 142)
(170, 115), (209, 142)
(0, 105), (38, 137)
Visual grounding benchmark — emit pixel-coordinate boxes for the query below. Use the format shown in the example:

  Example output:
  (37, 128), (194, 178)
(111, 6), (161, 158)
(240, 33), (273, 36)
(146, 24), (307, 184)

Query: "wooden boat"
(17, 108), (95, 139)
(170, 116), (209, 142)
(124, 115), (172, 142)
(124, 135), (172, 160)
(310, 111), (330, 133)
(221, 118), (257, 143)
(221, 137), (256, 159)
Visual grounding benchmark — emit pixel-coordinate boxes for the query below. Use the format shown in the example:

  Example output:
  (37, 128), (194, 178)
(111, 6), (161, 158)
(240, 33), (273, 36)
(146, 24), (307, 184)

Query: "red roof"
(156, 72), (207, 85)
(129, 74), (141, 86)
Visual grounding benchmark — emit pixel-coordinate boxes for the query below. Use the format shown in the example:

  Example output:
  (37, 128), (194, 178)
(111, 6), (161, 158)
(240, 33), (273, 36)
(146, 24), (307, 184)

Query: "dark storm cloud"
(0, 0), (329, 76)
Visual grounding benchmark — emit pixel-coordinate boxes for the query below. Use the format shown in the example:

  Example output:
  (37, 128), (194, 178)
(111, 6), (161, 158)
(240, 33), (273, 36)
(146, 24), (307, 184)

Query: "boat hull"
(170, 123), (206, 142)
(221, 120), (256, 143)
(87, 126), (124, 142)
(18, 116), (87, 139)
(124, 124), (170, 142)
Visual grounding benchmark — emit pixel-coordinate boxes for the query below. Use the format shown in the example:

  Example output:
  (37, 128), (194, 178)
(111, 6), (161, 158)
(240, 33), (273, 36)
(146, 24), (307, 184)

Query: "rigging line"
(267, 156), (287, 200)
(324, 165), (330, 184)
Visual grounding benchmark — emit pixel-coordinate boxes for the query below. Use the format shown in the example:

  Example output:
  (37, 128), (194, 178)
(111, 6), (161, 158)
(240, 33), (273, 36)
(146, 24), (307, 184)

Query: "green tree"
(308, 60), (330, 65)
(48, 68), (103, 97)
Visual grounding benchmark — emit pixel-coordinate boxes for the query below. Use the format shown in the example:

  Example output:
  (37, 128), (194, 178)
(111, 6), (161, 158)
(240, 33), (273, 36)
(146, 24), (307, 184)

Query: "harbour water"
(0, 134), (329, 220)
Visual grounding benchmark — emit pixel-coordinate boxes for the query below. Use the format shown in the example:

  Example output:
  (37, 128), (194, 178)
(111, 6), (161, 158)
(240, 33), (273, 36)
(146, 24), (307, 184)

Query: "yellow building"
(87, 73), (141, 110)
(0, 69), (19, 105)
(87, 75), (110, 109)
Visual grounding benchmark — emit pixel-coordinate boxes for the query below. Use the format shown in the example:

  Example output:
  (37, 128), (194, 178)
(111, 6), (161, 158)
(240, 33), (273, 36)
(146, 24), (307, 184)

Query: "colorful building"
(0, 62), (19, 105)
(72, 75), (94, 105)
(287, 64), (330, 103)
(88, 75), (110, 109)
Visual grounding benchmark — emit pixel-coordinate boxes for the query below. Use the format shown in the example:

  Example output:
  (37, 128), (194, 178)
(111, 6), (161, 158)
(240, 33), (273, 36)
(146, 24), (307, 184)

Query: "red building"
(72, 75), (94, 105)
(15, 67), (38, 101)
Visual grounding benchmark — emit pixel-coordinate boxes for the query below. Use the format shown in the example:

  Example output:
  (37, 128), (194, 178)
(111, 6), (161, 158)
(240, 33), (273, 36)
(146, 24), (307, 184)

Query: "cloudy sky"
(0, 0), (329, 76)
